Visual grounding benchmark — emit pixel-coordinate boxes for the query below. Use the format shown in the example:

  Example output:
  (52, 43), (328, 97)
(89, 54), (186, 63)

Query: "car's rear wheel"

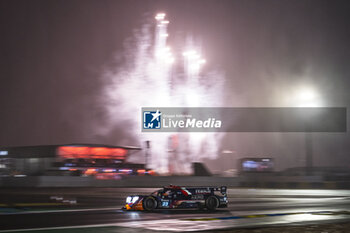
(205, 196), (219, 211)
(142, 196), (157, 211)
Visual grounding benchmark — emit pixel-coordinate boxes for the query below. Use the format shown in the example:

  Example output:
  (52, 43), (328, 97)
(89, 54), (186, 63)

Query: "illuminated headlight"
(126, 196), (139, 204)
(132, 196), (139, 203)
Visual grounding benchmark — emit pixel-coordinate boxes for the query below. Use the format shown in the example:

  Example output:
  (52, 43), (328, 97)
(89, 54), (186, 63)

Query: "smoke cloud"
(100, 14), (225, 174)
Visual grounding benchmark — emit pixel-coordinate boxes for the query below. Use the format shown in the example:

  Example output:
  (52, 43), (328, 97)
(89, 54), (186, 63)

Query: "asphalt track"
(0, 188), (350, 232)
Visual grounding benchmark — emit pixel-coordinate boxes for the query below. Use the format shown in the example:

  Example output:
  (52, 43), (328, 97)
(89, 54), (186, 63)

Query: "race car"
(123, 185), (228, 211)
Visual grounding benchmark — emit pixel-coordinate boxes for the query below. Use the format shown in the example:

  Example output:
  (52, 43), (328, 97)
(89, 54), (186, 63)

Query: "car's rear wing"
(181, 186), (227, 196)
(165, 185), (228, 196)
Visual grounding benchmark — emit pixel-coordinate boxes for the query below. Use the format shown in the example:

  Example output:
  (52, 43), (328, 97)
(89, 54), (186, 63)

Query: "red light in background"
(90, 147), (109, 158)
(58, 146), (90, 159)
(57, 146), (127, 160)
(85, 168), (97, 175)
(137, 169), (146, 176)
(146, 170), (156, 176)
(112, 148), (127, 156)
(103, 169), (115, 173)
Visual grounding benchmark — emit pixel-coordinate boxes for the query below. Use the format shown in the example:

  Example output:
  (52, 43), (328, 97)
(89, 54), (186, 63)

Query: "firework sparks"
(102, 13), (225, 174)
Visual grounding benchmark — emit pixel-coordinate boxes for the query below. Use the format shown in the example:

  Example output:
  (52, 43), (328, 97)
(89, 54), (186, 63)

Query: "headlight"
(126, 196), (139, 204)
(132, 196), (139, 203)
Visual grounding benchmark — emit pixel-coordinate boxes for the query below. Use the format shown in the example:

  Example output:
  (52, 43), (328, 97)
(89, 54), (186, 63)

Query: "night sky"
(1, 0), (349, 171)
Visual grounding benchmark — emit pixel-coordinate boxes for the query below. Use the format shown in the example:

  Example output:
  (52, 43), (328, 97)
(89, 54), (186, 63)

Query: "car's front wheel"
(142, 196), (157, 211)
(205, 196), (219, 211)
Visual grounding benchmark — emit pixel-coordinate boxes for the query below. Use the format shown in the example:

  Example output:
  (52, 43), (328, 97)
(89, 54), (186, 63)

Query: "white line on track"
(0, 207), (123, 215)
(0, 223), (124, 233)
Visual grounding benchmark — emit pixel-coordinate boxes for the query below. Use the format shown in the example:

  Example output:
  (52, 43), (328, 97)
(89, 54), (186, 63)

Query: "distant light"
(103, 168), (116, 173)
(222, 150), (234, 154)
(161, 33), (169, 37)
(294, 86), (321, 107)
(145, 170), (156, 175)
(298, 88), (316, 101)
(155, 13), (166, 20)
(161, 20), (169, 24)
(119, 169), (132, 173)
(0, 151), (8, 156)
(137, 169), (146, 174)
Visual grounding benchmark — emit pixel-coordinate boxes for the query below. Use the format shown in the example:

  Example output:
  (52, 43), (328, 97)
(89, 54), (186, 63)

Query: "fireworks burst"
(102, 13), (225, 174)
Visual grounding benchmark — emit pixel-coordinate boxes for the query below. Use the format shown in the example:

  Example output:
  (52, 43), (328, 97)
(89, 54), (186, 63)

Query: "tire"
(142, 196), (157, 211)
(205, 196), (219, 211)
